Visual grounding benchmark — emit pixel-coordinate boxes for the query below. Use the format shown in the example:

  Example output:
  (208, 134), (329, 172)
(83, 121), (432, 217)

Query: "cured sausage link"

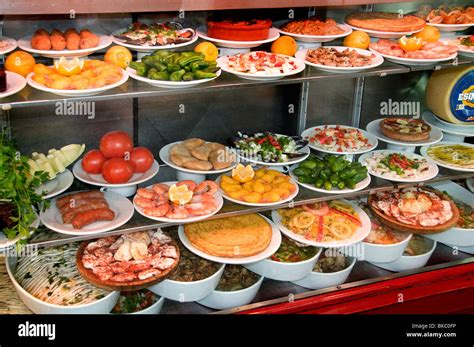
(72, 208), (115, 229)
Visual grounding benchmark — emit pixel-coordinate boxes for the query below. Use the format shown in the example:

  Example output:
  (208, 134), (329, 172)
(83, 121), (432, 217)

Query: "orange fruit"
(104, 46), (132, 69)
(194, 42), (219, 61)
(168, 184), (193, 205)
(343, 31), (370, 49)
(5, 51), (36, 77)
(271, 36), (298, 56)
(231, 164), (255, 183)
(398, 35), (424, 51)
(413, 26), (440, 43)
(53, 57), (84, 76)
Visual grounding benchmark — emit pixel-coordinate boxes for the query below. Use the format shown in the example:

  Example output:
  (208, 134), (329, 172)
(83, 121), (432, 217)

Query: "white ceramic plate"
(425, 181), (474, 247)
(295, 47), (384, 73)
(0, 71), (27, 99)
(40, 190), (134, 236)
(35, 169), (74, 199)
(0, 210), (39, 251)
(433, 114), (474, 130)
(422, 112), (474, 137)
(301, 125), (378, 155)
(73, 159), (159, 188)
(196, 27), (279, 48)
(27, 68), (128, 97)
(111, 28), (198, 52)
(274, 21), (352, 43)
(178, 214), (282, 265)
(18, 33), (112, 58)
(289, 164), (371, 194)
(133, 181), (224, 223)
(216, 53), (305, 81)
(216, 174), (299, 207)
(366, 118), (444, 147)
(359, 150), (439, 182)
(126, 66), (221, 89)
(369, 47), (457, 66)
(420, 141), (474, 172)
(0, 36), (17, 55)
(234, 135), (310, 166)
(467, 178), (474, 193)
(159, 142), (237, 175)
(440, 37), (474, 57)
(271, 200), (371, 248)
(428, 23), (474, 32)
(345, 24), (422, 38)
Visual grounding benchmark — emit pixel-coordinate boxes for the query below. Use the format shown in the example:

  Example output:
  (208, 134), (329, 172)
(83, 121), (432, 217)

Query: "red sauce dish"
(206, 19), (272, 41)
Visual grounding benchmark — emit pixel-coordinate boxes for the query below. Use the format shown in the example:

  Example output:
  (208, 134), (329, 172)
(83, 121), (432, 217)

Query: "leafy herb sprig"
(0, 129), (49, 241)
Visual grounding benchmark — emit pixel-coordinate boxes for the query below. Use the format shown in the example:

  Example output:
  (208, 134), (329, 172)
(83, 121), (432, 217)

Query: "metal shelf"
(2, 57), (472, 110)
(24, 165), (474, 249)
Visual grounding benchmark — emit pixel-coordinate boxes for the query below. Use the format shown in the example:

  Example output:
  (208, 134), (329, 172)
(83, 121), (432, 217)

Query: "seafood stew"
(270, 237), (319, 263)
(216, 265), (260, 291)
(112, 290), (159, 313)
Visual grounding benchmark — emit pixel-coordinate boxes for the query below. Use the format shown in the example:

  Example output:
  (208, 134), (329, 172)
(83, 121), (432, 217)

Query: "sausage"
(59, 198), (108, 215)
(62, 201), (109, 224)
(72, 208), (115, 229)
(56, 191), (104, 209)
(65, 28), (80, 50)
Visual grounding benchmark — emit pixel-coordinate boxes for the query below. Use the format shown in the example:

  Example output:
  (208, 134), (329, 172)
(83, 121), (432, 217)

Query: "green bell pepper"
(169, 69), (186, 81)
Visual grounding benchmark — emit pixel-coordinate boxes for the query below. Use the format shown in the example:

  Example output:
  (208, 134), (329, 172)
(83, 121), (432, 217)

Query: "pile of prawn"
(135, 180), (219, 219)
(426, 6), (474, 24)
(370, 39), (458, 59)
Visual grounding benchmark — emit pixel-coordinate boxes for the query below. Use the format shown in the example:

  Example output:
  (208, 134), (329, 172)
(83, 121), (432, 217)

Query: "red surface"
(207, 20), (272, 41)
(239, 263), (474, 314)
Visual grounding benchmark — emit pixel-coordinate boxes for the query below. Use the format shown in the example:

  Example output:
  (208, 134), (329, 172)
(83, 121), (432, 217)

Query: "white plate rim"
(216, 173), (299, 207)
(196, 27), (280, 47)
(420, 141), (474, 172)
(369, 47), (457, 64)
(35, 169), (74, 200)
(422, 112), (474, 137)
(216, 53), (305, 80)
(18, 33), (112, 57)
(271, 200), (371, 248)
(366, 118), (444, 147)
(178, 214), (282, 265)
(295, 46), (384, 72)
(301, 125), (378, 155)
(133, 181), (224, 223)
(158, 141), (237, 175)
(26, 68), (129, 96)
(0, 71), (27, 98)
(111, 28), (198, 51)
(289, 164), (371, 194)
(440, 37), (474, 56)
(345, 23), (423, 37)
(274, 21), (352, 41)
(359, 149), (440, 182)
(73, 159), (159, 187)
(0, 36), (17, 55)
(39, 190), (134, 236)
(126, 66), (221, 87)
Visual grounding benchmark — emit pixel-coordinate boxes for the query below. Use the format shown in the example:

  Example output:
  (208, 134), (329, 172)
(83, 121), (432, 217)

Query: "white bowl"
(244, 248), (322, 281)
(6, 256), (119, 314)
(131, 295), (165, 315)
(291, 257), (356, 290)
(357, 234), (412, 263)
(197, 275), (264, 310)
(369, 239), (437, 272)
(149, 264), (225, 302)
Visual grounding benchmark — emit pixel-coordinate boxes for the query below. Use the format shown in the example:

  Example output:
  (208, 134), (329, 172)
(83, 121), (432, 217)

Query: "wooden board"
(367, 189), (460, 235)
(76, 239), (180, 291)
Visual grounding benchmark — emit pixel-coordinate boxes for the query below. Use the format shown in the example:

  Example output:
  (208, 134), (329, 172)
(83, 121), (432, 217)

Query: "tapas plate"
(420, 141), (474, 172)
(35, 169), (74, 200)
(274, 20), (352, 43)
(196, 27), (279, 48)
(369, 48), (457, 66)
(0, 36), (17, 55)
(0, 71), (27, 99)
(345, 24), (422, 39)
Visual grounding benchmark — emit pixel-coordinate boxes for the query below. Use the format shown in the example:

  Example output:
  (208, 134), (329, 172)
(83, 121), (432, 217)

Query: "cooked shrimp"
(143, 203), (170, 217)
(165, 204), (189, 219)
(152, 183), (169, 195)
(195, 180), (218, 195)
(135, 197), (156, 209)
(177, 180), (197, 191)
(303, 202), (330, 216)
(190, 193), (215, 203)
(137, 188), (157, 200)
(186, 201), (216, 216)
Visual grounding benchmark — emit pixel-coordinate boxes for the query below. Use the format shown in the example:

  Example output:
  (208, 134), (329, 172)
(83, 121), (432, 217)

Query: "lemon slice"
(54, 57), (84, 76)
(169, 184), (193, 205)
(232, 164), (255, 183)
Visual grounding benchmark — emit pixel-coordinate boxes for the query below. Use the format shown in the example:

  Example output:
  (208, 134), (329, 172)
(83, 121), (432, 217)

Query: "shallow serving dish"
(6, 256), (119, 314)
(244, 248), (322, 282)
(149, 263), (225, 302)
(291, 257), (356, 290)
(197, 275), (264, 310)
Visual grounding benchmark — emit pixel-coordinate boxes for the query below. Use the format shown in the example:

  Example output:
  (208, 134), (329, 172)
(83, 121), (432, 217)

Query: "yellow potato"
(243, 192), (262, 203)
(242, 181), (254, 192)
(34, 63), (54, 75)
(273, 176), (290, 184)
(264, 183), (273, 192)
(261, 174), (274, 183)
(270, 187), (290, 198)
(50, 76), (72, 90)
(266, 169), (282, 178)
(71, 78), (89, 90)
(221, 182), (242, 193)
(32, 74), (47, 85)
(279, 182), (296, 192)
(254, 169), (266, 178)
(228, 190), (248, 200)
(261, 191), (281, 203)
(252, 181), (266, 193)
(222, 175), (240, 185)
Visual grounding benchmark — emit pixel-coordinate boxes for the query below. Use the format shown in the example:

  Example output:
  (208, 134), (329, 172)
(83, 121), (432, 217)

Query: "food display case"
(0, 0), (473, 316)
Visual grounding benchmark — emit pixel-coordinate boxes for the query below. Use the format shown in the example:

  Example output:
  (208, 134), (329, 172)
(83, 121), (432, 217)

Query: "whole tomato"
(82, 150), (106, 174)
(99, 131), (133, 158)
(130, 147), (154, 173)
(102, 158), (134, 183)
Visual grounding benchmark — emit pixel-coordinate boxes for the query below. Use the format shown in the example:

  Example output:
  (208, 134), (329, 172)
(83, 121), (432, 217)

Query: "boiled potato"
(243, 192), (262, 203)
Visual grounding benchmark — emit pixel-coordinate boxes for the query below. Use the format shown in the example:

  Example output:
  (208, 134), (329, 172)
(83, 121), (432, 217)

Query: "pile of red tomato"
(82, 131), (154, 184)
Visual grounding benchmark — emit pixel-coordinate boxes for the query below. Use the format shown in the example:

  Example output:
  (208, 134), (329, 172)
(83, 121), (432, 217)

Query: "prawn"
(186, 201), (216, 216)
(303, 202), (330, 216)
(152, 183), (170, 195)
(135, 197), (156, 209)
(195, 180), (218, 195)
(166, 204), (189, 219)
(190, 193), (215, 203)
(144, 203), (170, 217)
(176, 180), (197, 191)
(137, 188), (157, 200)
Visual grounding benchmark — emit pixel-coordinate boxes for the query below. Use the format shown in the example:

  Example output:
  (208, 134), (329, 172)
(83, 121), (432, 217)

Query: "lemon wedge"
(169, 184), (193, 205)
